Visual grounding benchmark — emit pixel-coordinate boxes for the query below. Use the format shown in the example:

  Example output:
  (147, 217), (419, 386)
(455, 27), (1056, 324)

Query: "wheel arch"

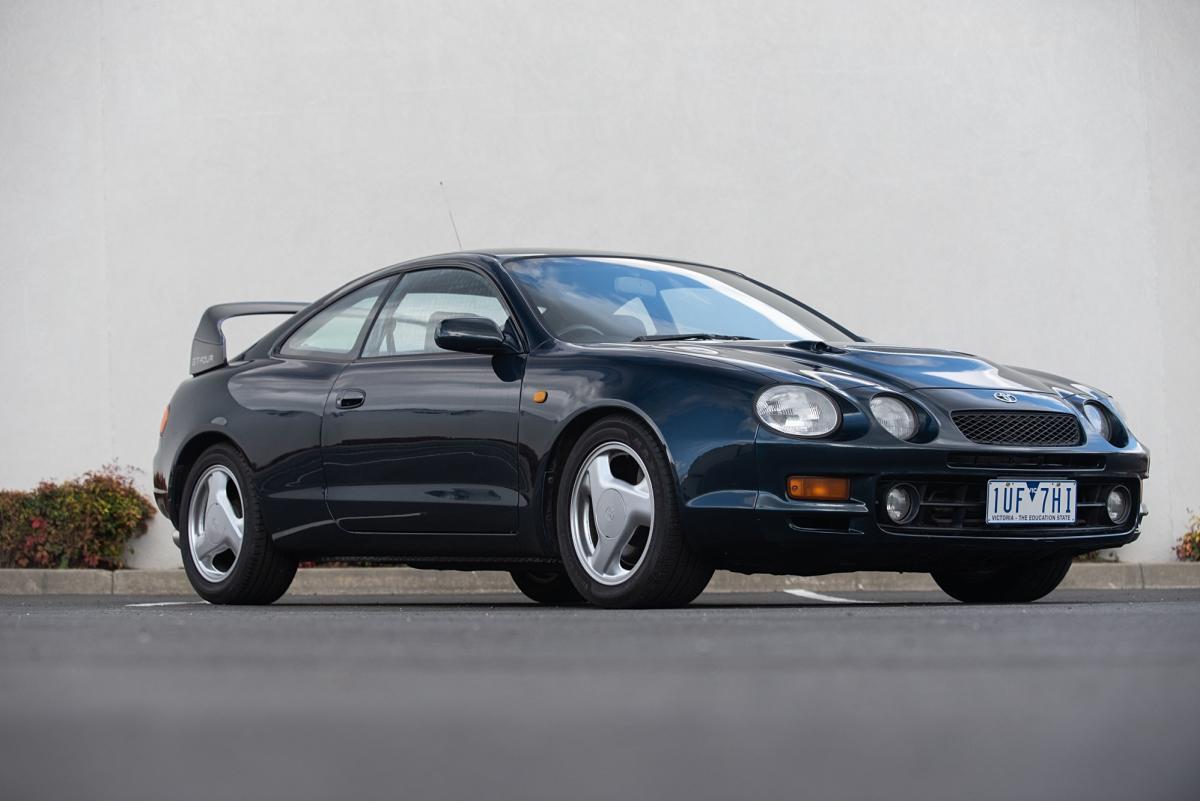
(168, 430), (246, 528)
(535, 401), (675, 555)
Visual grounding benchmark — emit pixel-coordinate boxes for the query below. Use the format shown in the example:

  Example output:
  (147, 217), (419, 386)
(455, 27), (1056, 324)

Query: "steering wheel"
(558, 324), (607, 341)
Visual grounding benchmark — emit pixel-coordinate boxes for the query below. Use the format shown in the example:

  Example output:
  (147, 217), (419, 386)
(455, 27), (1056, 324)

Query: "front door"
(321, 266), (524, 535)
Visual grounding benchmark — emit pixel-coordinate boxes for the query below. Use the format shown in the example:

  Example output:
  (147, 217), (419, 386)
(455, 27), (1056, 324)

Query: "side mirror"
(434, 317), (517, 355)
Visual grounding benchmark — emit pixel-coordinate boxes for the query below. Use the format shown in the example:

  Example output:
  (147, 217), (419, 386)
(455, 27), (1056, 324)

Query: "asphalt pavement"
(2, 589), (1198, 801)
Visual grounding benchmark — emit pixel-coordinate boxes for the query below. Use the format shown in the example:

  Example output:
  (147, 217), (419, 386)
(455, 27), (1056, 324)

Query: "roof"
(417, 248), (723, 269)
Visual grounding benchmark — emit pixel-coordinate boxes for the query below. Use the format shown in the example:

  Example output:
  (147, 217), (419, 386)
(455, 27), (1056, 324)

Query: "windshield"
(505, 256), (855, 344)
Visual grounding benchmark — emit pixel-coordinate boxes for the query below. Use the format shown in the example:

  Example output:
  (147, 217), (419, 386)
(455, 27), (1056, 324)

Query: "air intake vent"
(950, 411), (1083, 447)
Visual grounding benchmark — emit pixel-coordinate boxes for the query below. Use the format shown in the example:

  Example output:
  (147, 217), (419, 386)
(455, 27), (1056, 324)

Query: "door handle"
(335, 389), (366, 410)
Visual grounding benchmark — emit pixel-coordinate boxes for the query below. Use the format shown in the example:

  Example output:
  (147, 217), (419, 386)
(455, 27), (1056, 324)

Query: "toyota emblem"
(994, 392), (1018, 404)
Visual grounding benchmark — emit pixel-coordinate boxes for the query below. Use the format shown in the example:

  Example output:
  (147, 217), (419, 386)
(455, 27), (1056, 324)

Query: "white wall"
(1, 0), (1196, 568)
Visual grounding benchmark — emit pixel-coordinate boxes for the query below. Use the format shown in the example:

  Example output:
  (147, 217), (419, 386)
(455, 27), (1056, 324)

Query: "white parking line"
(784, 589), (874, 605)
(125, 601), (207, 608)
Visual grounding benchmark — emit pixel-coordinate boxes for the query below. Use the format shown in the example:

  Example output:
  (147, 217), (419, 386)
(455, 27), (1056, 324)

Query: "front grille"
(951, 411), (1083, 447)
(878, 478), (1137, 533)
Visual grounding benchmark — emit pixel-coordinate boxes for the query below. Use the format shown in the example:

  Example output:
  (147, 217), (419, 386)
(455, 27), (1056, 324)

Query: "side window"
(362, 268), (511, 357)
(279, 279), (389, 358)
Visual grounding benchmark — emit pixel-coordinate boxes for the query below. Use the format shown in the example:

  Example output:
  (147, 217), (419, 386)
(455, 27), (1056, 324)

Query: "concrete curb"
(1, 563), (1198, 596)
(0, 569), (114, 595)
(1060, 562), (1144, 590)
(112, 570), (192, 595)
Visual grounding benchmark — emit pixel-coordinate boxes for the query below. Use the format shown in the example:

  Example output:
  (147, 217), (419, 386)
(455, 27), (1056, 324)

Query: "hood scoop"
(788, 340), (849, 355)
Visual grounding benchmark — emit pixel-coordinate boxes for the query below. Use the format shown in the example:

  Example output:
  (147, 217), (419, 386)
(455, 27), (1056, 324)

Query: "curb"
(0, 569), (114, 595)
(1, 563), (1199, 596)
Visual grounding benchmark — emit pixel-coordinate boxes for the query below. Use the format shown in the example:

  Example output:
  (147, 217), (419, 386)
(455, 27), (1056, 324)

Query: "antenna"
(439, 181), (463, 250)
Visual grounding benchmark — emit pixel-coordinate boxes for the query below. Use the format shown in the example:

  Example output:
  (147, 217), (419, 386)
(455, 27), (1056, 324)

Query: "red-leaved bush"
(0, 466), (156, 569)
(1176, 512), (1200, 562)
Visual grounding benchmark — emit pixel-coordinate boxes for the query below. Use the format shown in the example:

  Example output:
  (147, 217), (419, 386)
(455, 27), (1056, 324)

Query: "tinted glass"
(362, 268), (511, 357)
(279, 279), (388, 357)
(505, 256), (853, 343)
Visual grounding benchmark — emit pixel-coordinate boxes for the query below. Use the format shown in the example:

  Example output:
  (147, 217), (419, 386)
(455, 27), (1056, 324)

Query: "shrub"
(1176, 512), (1200, 562)
(0, 465), (156, 569)
(1074, 550), (1118, 563)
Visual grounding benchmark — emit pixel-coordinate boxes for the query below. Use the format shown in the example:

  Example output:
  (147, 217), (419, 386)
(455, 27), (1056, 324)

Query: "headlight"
(1083, 402), (1112, 441)
(869, 396), (918, 440)
(755, 385), (841, 438)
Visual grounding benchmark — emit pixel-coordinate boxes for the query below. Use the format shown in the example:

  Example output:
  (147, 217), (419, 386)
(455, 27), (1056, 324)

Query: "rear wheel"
(556, 416), (713, 608)
(509, 570), (586, 605)
(932, 555), (1072, 603)
(180, 444), (297, 604)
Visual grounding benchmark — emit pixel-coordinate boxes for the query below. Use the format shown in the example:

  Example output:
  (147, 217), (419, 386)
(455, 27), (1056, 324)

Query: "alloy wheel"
(569, 441), (655, 585)
(187, 465), (245, 582)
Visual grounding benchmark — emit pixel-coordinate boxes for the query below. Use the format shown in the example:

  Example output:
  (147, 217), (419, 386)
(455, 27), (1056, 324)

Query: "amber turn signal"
(159, 405), (170, 436)
(787, 476), (850, 501)
(532, 390), (548, 404)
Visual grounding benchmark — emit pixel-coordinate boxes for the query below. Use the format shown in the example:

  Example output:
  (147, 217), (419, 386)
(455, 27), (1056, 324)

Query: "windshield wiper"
(631, 333), (758, 342)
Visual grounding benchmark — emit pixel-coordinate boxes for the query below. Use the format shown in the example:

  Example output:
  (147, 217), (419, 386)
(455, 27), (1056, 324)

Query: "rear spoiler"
(190, 302), (308, 375)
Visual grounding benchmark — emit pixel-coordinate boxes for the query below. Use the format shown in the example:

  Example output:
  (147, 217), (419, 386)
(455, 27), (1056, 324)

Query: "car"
(153, 250), (1149, 607)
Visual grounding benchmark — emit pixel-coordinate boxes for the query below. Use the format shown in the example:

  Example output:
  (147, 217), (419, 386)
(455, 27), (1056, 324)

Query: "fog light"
(787, 476), (850, 501)
(1105, 486), (1131, 525)
(885, 484), (919, 524)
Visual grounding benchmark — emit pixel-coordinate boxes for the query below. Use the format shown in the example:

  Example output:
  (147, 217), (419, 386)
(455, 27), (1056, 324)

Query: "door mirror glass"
(434, 317), (514, 354)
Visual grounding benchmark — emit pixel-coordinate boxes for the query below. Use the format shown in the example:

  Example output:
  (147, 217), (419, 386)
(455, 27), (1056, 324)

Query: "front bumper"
(683, 438), (1148, 574)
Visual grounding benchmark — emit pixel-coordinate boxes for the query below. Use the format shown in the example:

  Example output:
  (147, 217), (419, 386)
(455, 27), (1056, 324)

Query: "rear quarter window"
(279, 279), (389, 358)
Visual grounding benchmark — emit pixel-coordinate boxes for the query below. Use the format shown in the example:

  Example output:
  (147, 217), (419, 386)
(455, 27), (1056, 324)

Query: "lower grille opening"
(946, 452), (1105, 471)
(879, 478), (1137, 533)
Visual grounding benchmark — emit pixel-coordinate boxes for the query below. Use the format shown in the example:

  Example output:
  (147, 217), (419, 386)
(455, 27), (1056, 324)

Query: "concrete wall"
(1, 0), (1196, 568)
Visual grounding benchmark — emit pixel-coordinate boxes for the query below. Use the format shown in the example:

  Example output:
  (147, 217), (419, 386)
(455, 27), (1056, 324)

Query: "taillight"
(159, 405), (170, 435)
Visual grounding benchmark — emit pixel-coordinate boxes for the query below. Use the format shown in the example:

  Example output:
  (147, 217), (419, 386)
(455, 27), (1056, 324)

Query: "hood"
(645, 341), (1075, 394)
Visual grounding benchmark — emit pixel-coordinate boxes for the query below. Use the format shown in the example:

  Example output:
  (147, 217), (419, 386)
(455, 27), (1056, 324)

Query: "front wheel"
(179, 444), (297, 604)
(555, 416), (713, 608)
(932, 555), (1072, 604)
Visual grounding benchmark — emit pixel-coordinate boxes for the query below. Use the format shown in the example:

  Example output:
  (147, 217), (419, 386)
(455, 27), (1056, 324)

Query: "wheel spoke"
(590, 529), (625, 575)
(196, 525), (228, 560)
(191, 525), (212, 558)
(618, 475), (654, 528)
(210, 476), (244, 543)
(585, 454), (618, 499)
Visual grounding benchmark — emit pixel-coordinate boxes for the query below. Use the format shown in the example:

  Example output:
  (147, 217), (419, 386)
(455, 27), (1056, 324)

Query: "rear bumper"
(152, 436), (182, 547)
(152, 487), (170, 519)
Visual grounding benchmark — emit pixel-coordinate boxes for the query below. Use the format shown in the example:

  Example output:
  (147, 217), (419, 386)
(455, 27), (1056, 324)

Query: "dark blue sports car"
(154, 250), (1148, 607)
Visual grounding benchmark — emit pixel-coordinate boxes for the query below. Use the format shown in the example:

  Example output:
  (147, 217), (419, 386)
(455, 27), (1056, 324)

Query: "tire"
(932, 555), (1072, 604)
(179, 444), (297, 604)
(510, 570), (586, 605)
(555, 415), (713, 608)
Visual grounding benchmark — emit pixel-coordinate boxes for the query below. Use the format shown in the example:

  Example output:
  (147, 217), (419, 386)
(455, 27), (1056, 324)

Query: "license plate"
(986, 479), (1077, 525)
